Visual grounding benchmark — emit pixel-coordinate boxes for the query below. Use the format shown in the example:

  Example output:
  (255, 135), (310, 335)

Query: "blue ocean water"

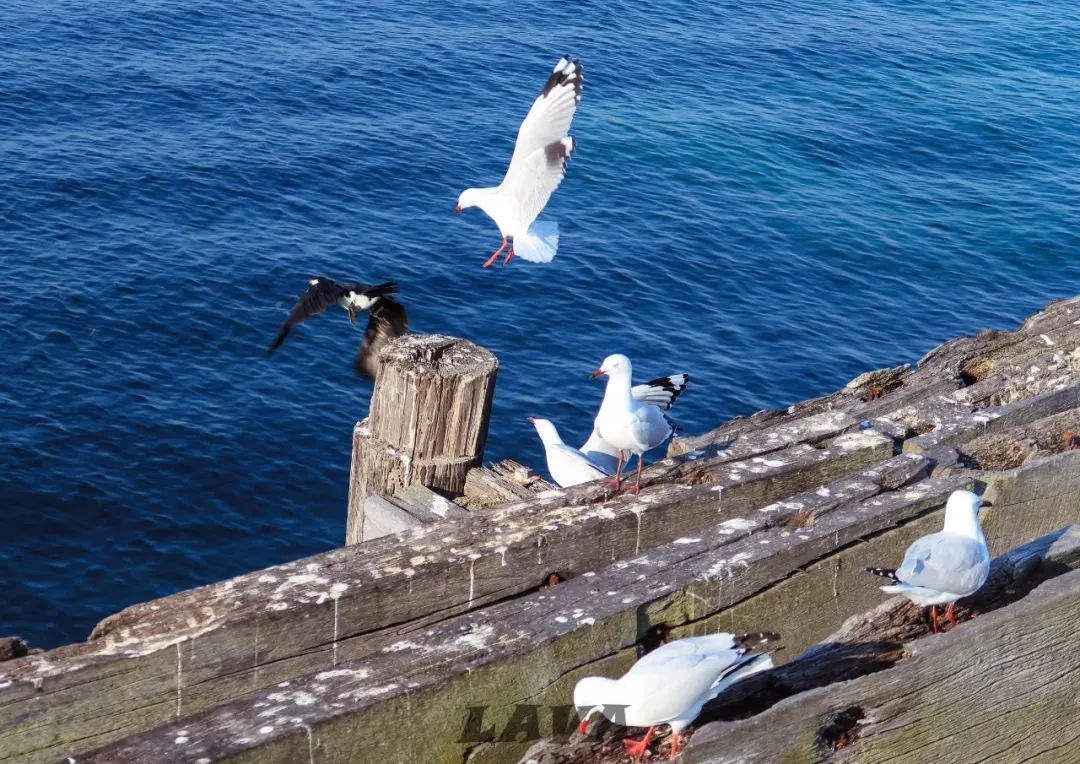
(2, 1), (1078, 648)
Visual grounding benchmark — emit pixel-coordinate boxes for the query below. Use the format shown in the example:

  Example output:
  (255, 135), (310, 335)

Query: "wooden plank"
(960, 407), (1080, 470)
(515, 525), (1080, 764)
(0, 432), (892, 762)
(63, 462), (1080, 764)
(981, 451), (1080, 557)
(74, 467), (966, 764)
(903, 380), (1080, 454)
(684, 568), (1080, 764)
(460, 460), (555, 509)
(672, 294), (1080, 457)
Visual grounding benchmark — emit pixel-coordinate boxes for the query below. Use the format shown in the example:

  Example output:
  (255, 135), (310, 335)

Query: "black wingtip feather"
(865, 567), (900, 582)
(539, 55), (583, 100)
(735, 631), (782, 650)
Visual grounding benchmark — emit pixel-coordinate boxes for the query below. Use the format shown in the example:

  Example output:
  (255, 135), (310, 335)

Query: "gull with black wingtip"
(590, 355), (690, 494)
(455, 54), (582, 268)
(575, 631), (778, 760)
(865, 489), (990, 632)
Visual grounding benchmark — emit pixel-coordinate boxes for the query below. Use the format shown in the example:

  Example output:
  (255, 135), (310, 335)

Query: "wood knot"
(539, 572), (570, 591)
(817, 706), (865, 751)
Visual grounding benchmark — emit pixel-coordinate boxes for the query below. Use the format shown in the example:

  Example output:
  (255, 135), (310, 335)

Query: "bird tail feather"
(514, 221), (560, 263)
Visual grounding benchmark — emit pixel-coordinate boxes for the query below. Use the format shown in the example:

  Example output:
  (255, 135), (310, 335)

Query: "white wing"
(504, 56), (582, 180)
(545, 443), (610, 487)
(631, 374), (690, 411)
(617, 637), (753, 725)
(502, 137), (574, 233)
(628, 401), (674, 453)
(499, 57), (582, 232)
(896, 531), (990, 596)
(580, 427), (621, 471)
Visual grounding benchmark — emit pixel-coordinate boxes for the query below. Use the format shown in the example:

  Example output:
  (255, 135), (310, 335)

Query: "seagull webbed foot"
(483, 238), (509, 268)
(623, 727), (655, 761)
(667, 732), (682, 760)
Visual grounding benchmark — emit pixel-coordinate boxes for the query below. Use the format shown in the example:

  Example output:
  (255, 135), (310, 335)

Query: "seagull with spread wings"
(455, 55), (582, 268)
(268, 277), (408, 379)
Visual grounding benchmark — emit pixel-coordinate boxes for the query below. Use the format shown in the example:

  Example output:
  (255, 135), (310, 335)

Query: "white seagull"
(590, 355), (689, 493)
(581, 373), (690, 474)
(528, 417), (610, 488)
(866, 489), (990, 632)
(574, 632), (778, 761)
(455, 55), (582, 268)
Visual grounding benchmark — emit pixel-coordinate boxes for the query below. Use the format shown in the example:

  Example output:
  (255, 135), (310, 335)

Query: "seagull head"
(573, 676), (616, 735)
(456, 188), (483, 214)
(942, 489), (984, 536)
(528, 416), (561, 445)
(591, 353), (632, 380)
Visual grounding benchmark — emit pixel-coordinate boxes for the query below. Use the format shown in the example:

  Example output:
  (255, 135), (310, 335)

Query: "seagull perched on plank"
(528, 417), (610, 488)
(575, 632), (778, 761)
(455, 54), (582, 268)
(590, 355), (690, 493)
(268, 277), (408, 379)
(581, 373), (689, 475)
(865, 489), (990, 633)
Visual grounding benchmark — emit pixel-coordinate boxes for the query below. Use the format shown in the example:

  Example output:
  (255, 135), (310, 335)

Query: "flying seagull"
(528, 417), (611, 488)
(575, 632), (778, 761)
(455, 54), (582, 268)
(268, 277), (408, 379)
(590, 355), (690, 493)
(865, 489), (990, 633)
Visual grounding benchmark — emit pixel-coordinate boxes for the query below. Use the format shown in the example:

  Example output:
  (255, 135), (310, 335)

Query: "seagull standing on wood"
(581, 373), (689, 475)
(865, 489), (990, 633)
(590, 355), (690, 494)
(528, 417), (610, 488)
(455, 55), (582, 268)
(575, 632), (778, 761)
(268, 277), (408, 379)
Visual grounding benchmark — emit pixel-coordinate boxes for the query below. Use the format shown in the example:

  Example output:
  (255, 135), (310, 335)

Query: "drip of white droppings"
(629, 506), (645, 553)
(252, 617), (261, 689)
(495, 546), (508, 566)
(303, 724), (316, 764)
(175, 642), (183, 716)
(332, 599), (340, 666)
(467, 559), (475, 606)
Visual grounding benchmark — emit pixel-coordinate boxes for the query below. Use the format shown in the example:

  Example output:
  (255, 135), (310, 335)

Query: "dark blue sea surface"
(2, 1), (1078, 647)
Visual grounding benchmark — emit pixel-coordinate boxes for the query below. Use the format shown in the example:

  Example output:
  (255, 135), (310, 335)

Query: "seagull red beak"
(590, 368), (606, 380)
(454, 204), (462, 213)
(577, 719), (589, 735)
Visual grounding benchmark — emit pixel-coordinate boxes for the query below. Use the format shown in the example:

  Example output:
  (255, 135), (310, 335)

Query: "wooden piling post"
(346, 334), (498, 544)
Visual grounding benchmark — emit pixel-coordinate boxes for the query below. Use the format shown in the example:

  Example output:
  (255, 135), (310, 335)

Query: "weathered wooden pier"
(3, 296), (1080, 763)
